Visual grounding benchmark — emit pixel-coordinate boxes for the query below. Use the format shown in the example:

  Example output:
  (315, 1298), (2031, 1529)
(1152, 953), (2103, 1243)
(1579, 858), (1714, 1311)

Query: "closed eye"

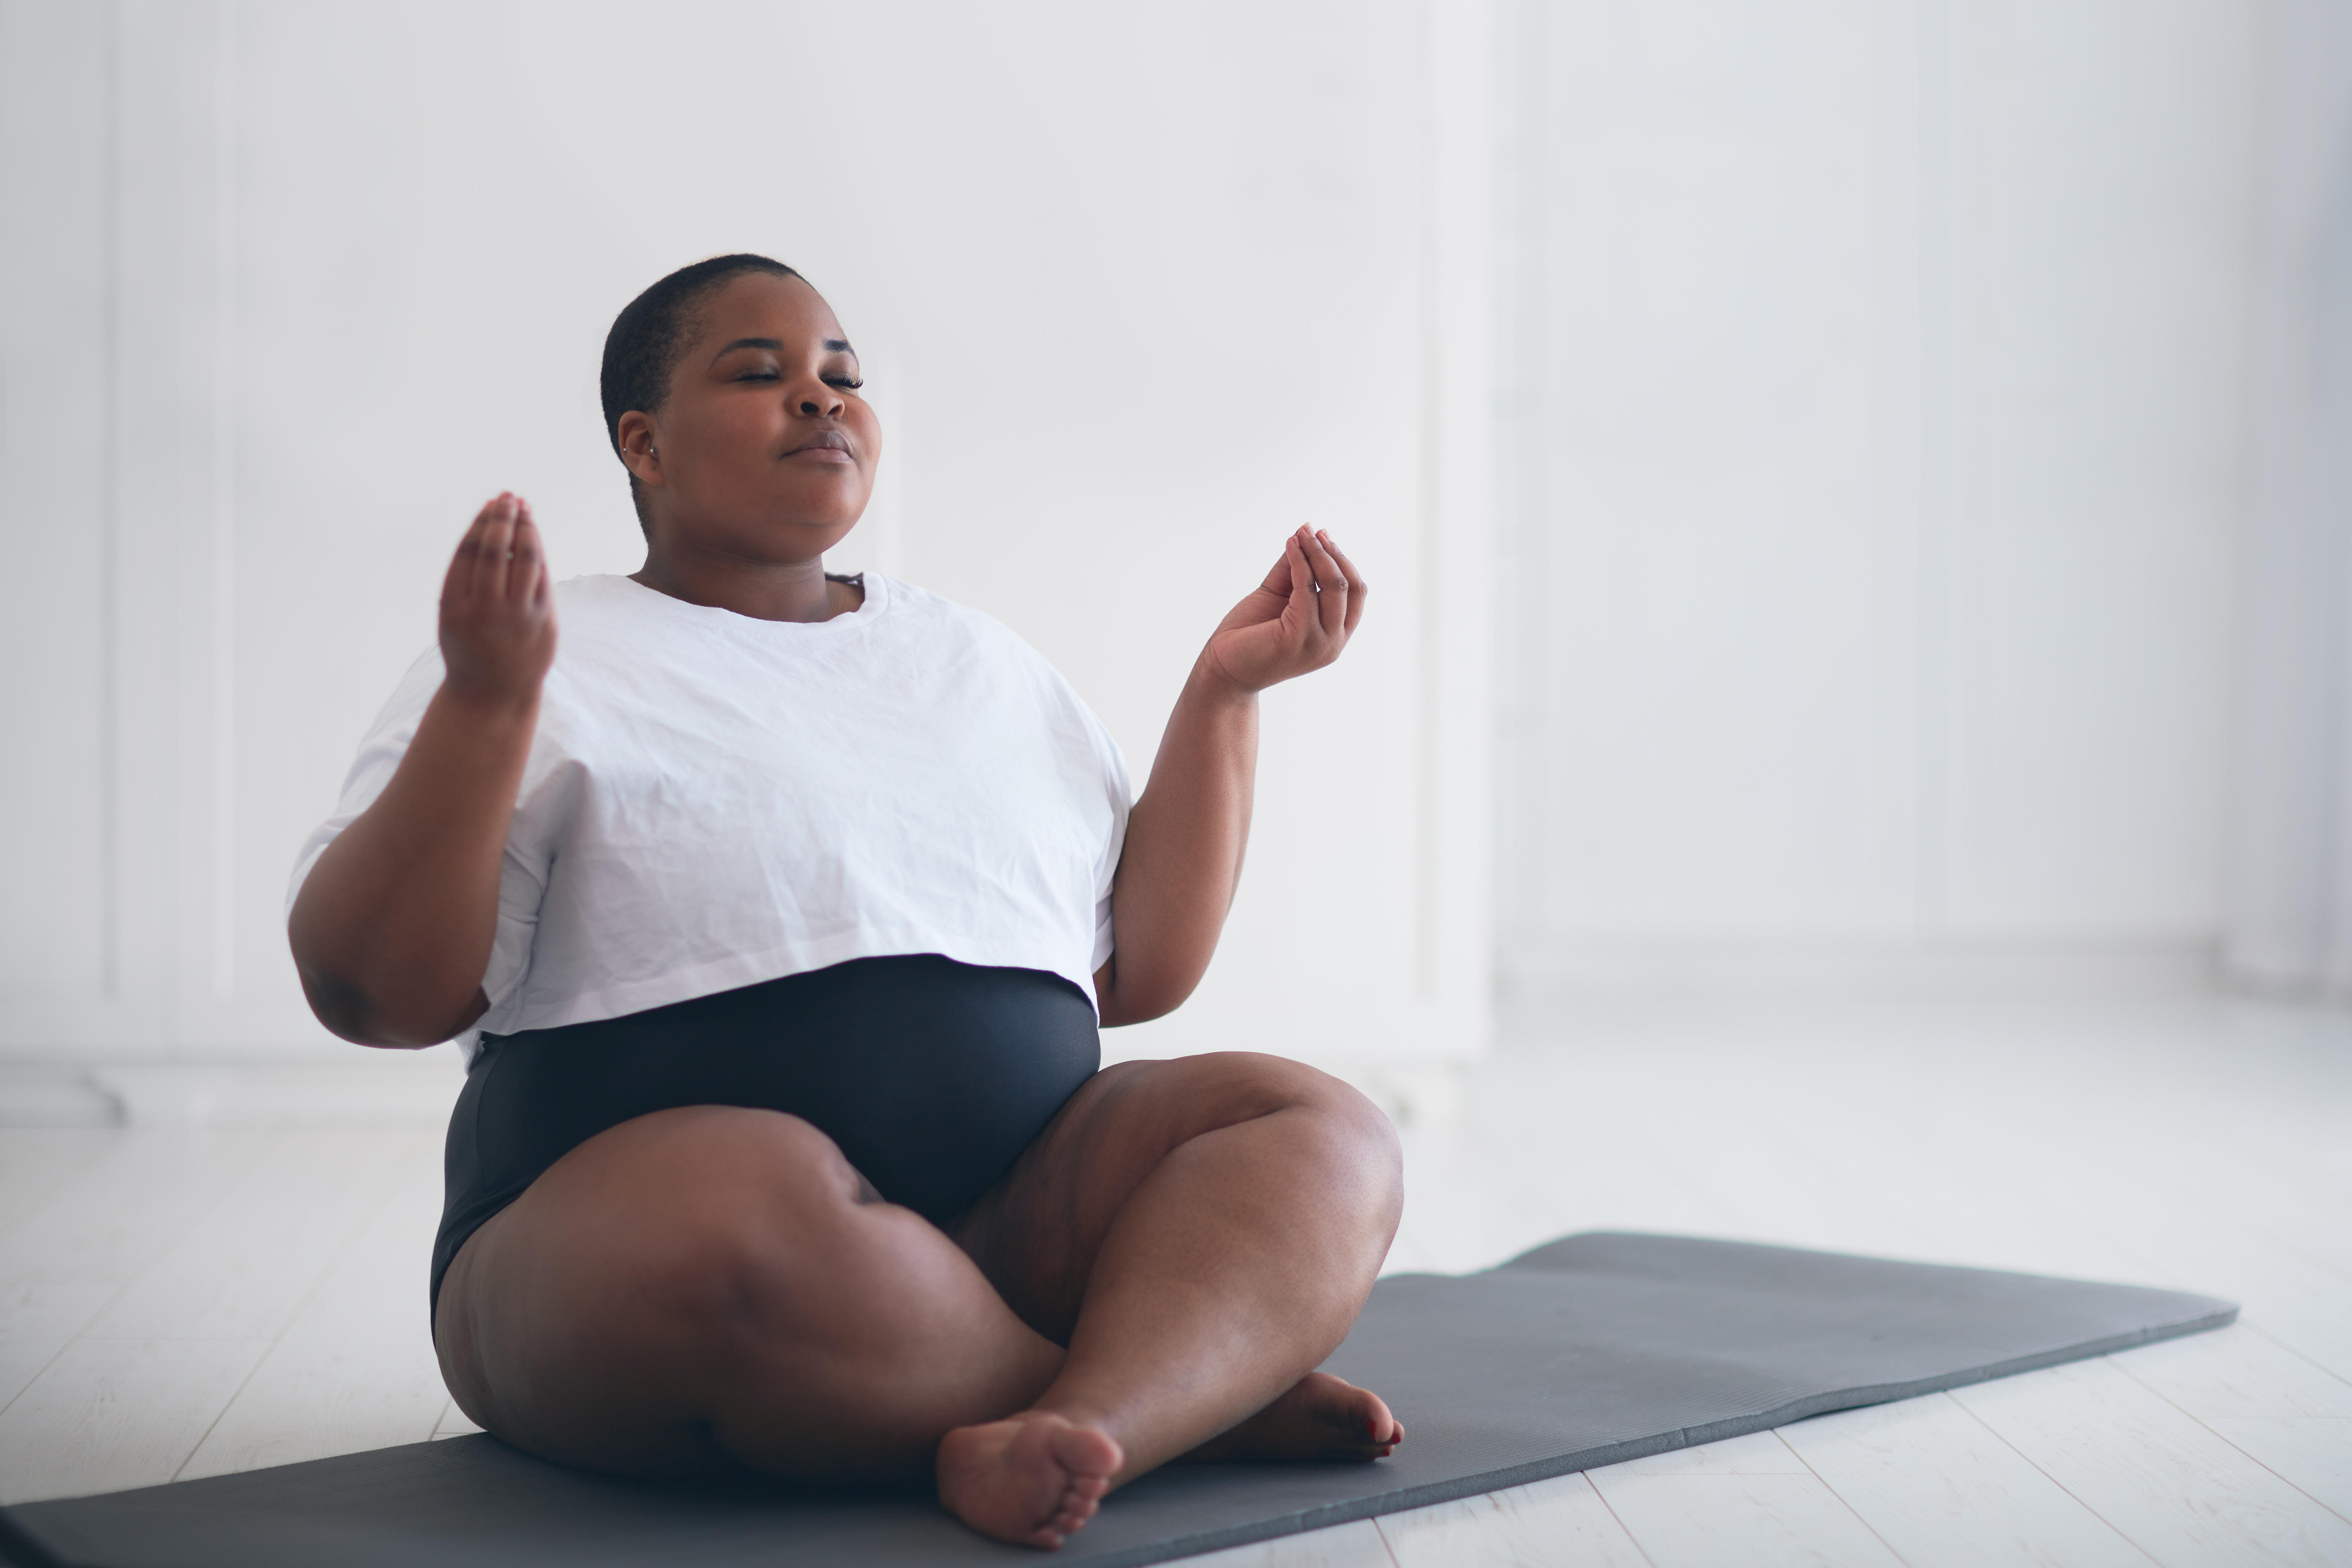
(731, 369), (861, 390)
(724, 366), (856, 390)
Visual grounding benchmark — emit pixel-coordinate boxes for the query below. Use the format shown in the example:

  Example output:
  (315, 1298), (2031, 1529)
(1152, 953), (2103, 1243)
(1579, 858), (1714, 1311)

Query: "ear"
(615, 411), (665, 488)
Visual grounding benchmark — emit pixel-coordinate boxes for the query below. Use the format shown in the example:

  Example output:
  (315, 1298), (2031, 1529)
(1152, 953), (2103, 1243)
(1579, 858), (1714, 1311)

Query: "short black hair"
(600, 253), (802, 533)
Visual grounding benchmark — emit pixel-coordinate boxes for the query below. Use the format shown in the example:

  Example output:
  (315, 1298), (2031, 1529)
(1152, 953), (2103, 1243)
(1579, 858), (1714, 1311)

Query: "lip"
(784, 429), (856, 463)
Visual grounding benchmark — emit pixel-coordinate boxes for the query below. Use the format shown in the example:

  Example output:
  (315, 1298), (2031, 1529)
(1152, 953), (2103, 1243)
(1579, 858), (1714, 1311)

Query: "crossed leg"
(434, 1051), (1405, 1548)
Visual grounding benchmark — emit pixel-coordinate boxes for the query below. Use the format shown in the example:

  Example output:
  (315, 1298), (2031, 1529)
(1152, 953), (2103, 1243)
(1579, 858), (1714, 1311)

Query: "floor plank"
(0, 1336), (269, 1504)
(1775, 1390), (2160, 1568)
(433, 1398), (484, 1440)
(0, 1283), (112, 1416)
(2109, 1323), (2352, 1421)
(1587, 1472), (1905, 1568)
(0, 1130), (272, 1304)
(1952, 1354), (2352, 1567)
(1181, 1517), (1397, 1568)
(0, 1130), (271, 1409)
(175, 1135), (447, 1479)
(2201, 1419), (2352, 1523)
(1391, 1118), (1571, 1276)
(0, 1130), (117, 1240)
(2087, 1215), (2352, 1387)
(79, 1128), (419, 1342)
(1377, 1471), (1649, 1568)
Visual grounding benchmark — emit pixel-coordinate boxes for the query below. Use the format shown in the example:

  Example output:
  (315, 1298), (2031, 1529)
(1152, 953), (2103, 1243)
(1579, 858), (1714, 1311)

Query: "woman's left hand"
(1200, 526), (1367, 694)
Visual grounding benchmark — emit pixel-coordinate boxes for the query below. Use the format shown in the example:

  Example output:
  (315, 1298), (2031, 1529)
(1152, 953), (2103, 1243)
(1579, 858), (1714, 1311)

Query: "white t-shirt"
(289, 573), (1130, 1063)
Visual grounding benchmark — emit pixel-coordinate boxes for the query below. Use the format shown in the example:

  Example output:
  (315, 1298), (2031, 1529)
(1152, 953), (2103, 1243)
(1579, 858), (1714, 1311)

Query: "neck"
(630, 540), (850, 624)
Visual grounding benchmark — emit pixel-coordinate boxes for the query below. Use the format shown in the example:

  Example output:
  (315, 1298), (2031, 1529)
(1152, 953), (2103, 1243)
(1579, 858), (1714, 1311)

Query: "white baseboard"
(0, 1051), (466, 1128)
(1499, 937), (2221, 1006)
(0, 1067), (122, 1128)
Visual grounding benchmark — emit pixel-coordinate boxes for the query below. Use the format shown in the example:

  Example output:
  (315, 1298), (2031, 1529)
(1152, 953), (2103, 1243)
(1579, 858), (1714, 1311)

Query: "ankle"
(1021, 1400), (1119, 1439)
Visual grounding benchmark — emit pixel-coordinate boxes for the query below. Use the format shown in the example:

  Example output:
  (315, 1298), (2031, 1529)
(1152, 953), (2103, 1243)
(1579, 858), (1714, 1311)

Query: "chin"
(755, 512), (863, 557)
(770, 476), (869, 519)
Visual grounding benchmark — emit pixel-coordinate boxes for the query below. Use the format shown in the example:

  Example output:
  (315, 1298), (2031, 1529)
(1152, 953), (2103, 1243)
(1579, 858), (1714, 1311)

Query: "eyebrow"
(709, 336), (858, 361)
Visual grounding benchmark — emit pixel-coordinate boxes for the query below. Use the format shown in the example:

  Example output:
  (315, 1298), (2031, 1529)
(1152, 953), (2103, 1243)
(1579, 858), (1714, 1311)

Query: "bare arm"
(288, 495), (557, 1047)
(1093, 527), (1364, 1026)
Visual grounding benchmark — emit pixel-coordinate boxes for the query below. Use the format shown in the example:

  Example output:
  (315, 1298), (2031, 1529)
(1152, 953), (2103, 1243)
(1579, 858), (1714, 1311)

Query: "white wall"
(0, 0), (1494, 1073)
(2224, 0), (2352, 995)
(1495, 0), (2267, 993)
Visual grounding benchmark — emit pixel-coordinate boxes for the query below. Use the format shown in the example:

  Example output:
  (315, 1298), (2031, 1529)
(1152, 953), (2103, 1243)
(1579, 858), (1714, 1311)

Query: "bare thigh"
(434, 1105), (1062, 1481)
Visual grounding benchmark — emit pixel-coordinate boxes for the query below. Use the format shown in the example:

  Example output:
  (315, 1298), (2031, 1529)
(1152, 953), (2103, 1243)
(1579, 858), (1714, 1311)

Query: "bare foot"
(936, 1411), (1124, 1549)
(1182, 1372), (1405, 1464)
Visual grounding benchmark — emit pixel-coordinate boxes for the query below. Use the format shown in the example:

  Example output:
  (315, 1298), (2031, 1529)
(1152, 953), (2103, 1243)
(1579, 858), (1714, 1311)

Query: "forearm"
(288, 687), (538, 1046)
(1097, 660), (1257, 1026)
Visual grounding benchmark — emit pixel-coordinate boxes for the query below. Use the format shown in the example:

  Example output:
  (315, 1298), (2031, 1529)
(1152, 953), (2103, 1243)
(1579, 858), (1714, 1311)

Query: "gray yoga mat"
(0, 1233), (2235, 1568)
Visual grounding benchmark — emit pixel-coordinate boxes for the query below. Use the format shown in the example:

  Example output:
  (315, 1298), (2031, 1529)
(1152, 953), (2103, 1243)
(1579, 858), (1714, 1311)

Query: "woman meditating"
(286, 254), (1402, 1550)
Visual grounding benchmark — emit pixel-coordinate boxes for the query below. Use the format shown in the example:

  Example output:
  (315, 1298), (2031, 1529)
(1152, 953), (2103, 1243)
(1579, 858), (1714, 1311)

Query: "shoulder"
(874, 576), (1128, 785)
(539, 575), (707, 677)
(549, 573), (652, 630)
(867, 577), (1103, 723)
(870, 575), (1053, 671)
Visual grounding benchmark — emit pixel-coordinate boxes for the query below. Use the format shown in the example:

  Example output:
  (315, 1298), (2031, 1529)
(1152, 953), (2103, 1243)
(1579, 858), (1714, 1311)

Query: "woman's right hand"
(440, 493), (557, 711)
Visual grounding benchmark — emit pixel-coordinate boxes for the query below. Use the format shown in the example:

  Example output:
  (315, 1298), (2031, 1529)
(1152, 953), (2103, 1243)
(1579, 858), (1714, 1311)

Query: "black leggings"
(432, 955), (1101, 1315)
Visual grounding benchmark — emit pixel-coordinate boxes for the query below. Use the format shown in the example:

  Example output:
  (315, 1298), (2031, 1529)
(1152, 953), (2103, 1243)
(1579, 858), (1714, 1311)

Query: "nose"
(791, 373), (844, 419)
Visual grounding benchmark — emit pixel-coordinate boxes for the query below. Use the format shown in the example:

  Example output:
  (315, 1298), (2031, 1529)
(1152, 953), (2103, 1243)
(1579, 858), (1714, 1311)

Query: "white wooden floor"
(1, 991), (2347, 1566)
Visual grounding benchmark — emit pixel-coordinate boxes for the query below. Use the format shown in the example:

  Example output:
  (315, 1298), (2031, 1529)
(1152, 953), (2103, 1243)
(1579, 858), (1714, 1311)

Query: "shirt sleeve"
(284, 646), (447, 921)
(283, 644), (548, 1021)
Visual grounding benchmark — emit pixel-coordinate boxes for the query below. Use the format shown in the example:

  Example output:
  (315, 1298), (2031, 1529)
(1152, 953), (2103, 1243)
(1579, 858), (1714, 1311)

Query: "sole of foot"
(937, 1411), (1124, 1550)
(1184, 1372), (1404, 1464)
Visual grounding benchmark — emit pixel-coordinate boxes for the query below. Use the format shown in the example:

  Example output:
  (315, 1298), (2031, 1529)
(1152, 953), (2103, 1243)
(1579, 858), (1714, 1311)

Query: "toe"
(1047, 1421), (1123, 1481)
(1355, 1388), (1402, 1447)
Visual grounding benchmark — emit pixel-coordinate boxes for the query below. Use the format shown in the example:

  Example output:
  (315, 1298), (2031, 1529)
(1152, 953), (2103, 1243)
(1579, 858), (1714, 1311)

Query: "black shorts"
(431, 955), (1101, 1317)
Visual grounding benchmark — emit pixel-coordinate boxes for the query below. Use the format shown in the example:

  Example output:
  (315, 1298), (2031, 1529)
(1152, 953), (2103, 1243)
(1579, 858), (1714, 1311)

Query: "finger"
(1282, 531), (1317, 629)
(1254, 547), (1294, 597)
(1301, 527), (1349, 637)
(1302, 525), (1349, 597)
(471, 492), (517, 601)
(523, 499), (557, 611)
(507, 497), (546, 604)
(445, 494), (503, 605)
(1319, 530), (1368, 633)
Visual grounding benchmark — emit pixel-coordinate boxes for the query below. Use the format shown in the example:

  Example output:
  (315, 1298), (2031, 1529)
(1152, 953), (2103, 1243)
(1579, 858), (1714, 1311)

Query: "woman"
(287, 254), (1403, 1550)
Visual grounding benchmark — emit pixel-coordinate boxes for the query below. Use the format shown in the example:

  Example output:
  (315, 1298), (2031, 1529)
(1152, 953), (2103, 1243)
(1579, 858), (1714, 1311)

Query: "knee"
(611, 1110), (871, 1338)
(1164, 1052), (1404, 1202)
(1297, 1064), (1406, 1214)
(630, 1112), (992, 1365)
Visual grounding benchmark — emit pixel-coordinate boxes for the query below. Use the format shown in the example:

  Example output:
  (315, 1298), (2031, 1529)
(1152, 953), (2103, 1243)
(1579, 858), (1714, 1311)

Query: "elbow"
(1095, 973), (1200, 1029)
(1092, 941), (1215, 1029)
(291, 946), (373, 1042)
(295, 963), (411, 1047)
(294, 961), (475, 1050)
(288, 908), (487, 1048)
